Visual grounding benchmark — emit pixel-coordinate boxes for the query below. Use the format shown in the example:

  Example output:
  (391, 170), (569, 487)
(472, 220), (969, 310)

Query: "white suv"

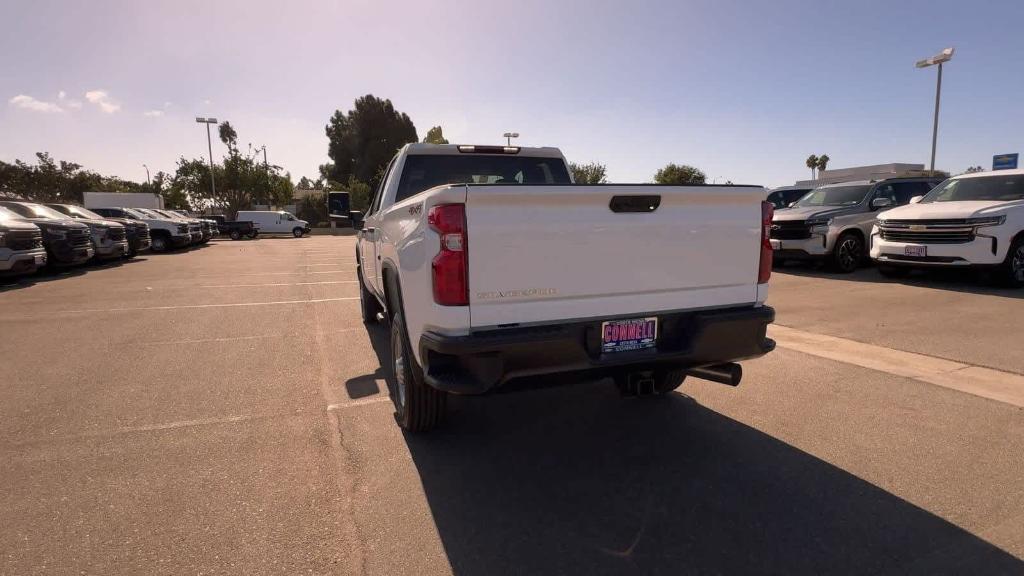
(870, 169), (1024, 286)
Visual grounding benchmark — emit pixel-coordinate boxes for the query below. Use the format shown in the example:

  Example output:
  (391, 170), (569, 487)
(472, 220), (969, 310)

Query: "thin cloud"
(85, 90), (120, 113)
(58, 90), (82, 109)
(143, 110), (164, 117)
(8, 94), (63, 113)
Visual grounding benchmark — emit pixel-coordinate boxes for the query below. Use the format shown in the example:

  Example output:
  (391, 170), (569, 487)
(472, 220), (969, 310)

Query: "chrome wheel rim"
(392, 328), (407, 410)
(838, 238), (861, 270)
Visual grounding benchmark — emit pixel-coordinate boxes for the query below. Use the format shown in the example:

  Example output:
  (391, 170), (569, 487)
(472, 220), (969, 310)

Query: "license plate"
(769, 239), (781, 250)
(34, 254), (45, 265)
(601, 317), (658, 354)
(904, 245), (927, 257)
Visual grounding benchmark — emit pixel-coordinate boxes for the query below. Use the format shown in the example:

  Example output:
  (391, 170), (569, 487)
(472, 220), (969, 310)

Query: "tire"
(878, 265), (910, 278)
(614, 370), (687, 396)
(358, 266), (382, 323)
(229, 229), (241, 240)
(829, 232), (864, 273)
(389, 310), (447, 431)
(248, 231), (258, 239)
(293, 227), (304, 238)
(151, 234), (169, 252)
(998, 236), (1024, 288)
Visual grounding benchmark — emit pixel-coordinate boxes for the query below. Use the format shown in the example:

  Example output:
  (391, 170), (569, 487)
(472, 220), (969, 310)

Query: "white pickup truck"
(357, 143), (776, 431)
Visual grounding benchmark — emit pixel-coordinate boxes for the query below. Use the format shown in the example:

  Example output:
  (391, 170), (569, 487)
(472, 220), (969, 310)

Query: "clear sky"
(2, 0), (1022, 188)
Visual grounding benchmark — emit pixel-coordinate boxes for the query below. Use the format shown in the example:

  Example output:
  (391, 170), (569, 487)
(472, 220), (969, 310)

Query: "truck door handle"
(609, 195), (661, 213)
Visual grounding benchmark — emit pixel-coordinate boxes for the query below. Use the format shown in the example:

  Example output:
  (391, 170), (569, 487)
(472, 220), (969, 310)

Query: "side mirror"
(871, 197), (893, 210)
(787, 201), (798, 208)
(909, 195), (924, 204)
(349, 210), (364, 229)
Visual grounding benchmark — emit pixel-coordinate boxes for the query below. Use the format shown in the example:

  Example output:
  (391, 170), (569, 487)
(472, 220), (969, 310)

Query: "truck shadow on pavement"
(402, 384), (1023, 575)
(777, 264), (1024, 300)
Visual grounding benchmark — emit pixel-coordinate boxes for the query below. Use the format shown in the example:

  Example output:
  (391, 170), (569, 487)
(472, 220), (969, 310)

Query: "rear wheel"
(389, 311), (446, 431)
(830, 232), (863, 273)
(998, 236), (1024, 288)
(229, 229), (241, 240)
(248, 230), (258, 239)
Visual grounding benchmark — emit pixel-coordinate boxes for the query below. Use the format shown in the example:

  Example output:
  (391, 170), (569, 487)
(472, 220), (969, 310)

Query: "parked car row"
(0, 200), (216, 279)
(768, 169), (1024, 286)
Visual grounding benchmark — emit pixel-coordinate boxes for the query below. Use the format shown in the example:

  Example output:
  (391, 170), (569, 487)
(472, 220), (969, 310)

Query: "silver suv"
(770, 177), (941, 272)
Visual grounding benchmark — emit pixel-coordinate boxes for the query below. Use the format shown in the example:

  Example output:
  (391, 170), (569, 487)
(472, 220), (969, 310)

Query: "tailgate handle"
(609, 195), (661, 213)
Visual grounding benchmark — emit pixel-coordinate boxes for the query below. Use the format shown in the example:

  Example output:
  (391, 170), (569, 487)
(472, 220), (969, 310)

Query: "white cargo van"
(236, 211), (310, 237)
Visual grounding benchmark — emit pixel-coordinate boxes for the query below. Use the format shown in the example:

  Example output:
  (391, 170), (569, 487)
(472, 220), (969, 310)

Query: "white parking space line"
(14, 297), (360, 316)
(200, 281), (358, 288)
(771, 325), (1024, 408)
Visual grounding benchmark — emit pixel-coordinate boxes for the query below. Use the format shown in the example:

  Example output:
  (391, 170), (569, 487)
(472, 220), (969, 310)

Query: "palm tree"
(805, 155), (819, 180)
(817, 154), (830, 174)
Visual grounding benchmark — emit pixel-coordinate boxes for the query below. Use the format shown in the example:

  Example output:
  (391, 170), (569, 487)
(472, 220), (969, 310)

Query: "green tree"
(173, 122), (294, 218)
(569, 161), (608, 184)
(816, 154), (830, 174)
(346, 176), (372, 212)
(324, 94), (418, 186)
(297, 176), (315, 189)
(654, 163), (706, 185)
(964, 165), (984, 174)
(805, 154), (819, 180)
(218, 121), (238, 149)
(422, 126), (449, 144)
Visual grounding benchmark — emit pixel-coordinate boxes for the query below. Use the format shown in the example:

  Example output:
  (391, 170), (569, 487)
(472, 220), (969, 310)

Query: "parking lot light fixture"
(503, 132), (519, 146)
(915, 47), (954, 174)
(195, 117), (219, 198)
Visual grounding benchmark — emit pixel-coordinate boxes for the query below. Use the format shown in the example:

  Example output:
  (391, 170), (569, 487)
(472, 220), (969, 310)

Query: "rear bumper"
(419, 305), (775, 394)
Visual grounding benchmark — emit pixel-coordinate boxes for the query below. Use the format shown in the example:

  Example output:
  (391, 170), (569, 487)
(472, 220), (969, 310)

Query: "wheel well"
(838, 228), (865, 243)
(381, 266), (398, 318)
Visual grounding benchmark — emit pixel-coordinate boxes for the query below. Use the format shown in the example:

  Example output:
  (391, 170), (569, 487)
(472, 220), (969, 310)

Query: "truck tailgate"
(465, 184), (765, 328)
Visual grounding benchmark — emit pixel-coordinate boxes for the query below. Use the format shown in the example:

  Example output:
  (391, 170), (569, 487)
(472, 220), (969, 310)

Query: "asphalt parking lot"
(2, 237), (1023, 575)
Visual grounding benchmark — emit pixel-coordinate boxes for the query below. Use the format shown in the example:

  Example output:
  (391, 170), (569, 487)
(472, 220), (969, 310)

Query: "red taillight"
(758, 201), (773, 284)
(428, 204), (468, 306)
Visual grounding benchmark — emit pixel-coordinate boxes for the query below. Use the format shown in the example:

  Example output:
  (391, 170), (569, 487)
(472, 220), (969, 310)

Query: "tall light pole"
(503, 132), (519, 146)
(915, 47), (954, 174)
(195, 117), (218, 198)
(143, 164), (151, 185)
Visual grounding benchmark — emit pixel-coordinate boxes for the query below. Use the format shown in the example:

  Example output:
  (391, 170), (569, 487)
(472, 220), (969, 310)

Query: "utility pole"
(915, 48), (954, 174)
(195, 117), (218, 198)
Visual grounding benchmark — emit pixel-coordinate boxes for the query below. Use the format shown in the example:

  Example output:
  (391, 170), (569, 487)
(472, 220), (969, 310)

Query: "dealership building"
(795, 163), (932, 187)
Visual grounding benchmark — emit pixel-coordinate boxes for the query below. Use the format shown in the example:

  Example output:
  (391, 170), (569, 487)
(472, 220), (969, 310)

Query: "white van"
(236, 211), (310, 237)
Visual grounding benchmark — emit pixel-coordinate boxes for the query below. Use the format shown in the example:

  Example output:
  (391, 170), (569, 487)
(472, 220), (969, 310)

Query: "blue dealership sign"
(993, 153), (1018, 171)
